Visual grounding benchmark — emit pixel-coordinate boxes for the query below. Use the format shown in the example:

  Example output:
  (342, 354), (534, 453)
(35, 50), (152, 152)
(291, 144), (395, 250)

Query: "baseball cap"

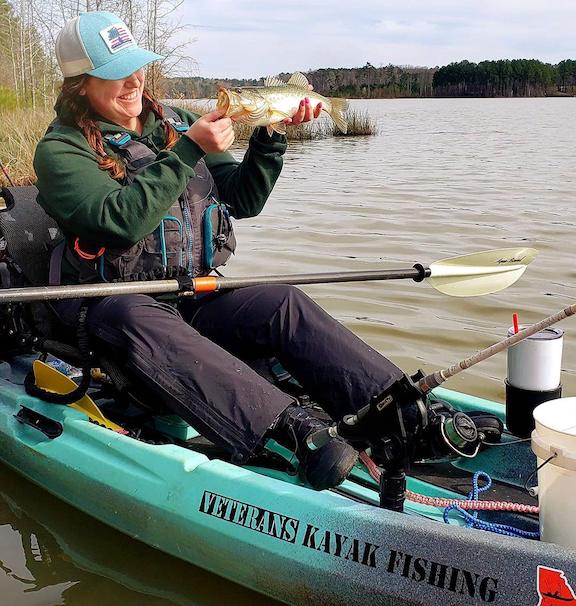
(55, 11), (163, 80)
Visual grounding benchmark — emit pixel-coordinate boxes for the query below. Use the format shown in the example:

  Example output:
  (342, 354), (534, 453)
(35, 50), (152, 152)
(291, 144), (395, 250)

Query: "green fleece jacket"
(33, 105), (287, 250)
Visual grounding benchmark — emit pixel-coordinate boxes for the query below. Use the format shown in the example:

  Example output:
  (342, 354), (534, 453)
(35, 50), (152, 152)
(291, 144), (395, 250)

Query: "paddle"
(0, 247), (537, 303)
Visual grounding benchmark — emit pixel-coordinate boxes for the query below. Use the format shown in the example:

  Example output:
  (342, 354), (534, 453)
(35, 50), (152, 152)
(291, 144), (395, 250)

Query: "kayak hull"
(1, 367), (575, 606)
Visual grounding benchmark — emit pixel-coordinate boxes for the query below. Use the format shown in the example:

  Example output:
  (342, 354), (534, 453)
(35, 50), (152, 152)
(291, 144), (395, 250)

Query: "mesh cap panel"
(55, 17), (94, 78)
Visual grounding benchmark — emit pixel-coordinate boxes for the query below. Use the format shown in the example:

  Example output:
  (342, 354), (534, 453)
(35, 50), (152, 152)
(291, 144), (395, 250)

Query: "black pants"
(55, 285), (403, 461)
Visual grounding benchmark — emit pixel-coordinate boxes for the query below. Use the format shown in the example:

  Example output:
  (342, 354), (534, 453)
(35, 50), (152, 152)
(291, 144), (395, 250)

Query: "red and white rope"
(359, 451), (539, 515)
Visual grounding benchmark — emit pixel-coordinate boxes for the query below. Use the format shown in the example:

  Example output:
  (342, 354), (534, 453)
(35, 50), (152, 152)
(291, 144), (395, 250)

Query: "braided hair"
(58, 75), (179, 181)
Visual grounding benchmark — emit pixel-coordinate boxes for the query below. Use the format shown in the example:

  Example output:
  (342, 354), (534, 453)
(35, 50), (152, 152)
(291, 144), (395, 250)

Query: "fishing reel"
(416, 401), (504, 461)
(307, 371), (503, 510)
(309, 371), (502, 463)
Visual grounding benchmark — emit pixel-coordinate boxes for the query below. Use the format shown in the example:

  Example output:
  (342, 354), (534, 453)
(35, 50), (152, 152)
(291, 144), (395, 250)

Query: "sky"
(173, 0), (576, 79)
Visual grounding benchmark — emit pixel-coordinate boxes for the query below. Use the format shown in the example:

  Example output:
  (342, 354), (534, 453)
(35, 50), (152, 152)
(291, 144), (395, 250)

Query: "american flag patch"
(100, 23), (135, 54)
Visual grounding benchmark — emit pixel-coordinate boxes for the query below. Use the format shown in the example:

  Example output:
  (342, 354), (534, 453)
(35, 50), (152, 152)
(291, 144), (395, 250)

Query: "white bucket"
(507, 327), (563, 391)
(532, 398), (576, 547)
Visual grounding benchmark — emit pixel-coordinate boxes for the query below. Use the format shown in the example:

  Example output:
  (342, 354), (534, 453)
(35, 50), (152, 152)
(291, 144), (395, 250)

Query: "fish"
(216, 72), (349, 136)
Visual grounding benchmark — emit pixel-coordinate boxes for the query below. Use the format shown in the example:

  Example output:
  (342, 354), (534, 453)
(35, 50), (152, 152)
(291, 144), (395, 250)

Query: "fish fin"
(271, 122), (287, 135)
(264, 76), (286, 87)
(266, 125), (274, 136)
(287, 72), (310, 90)
(269, 109), (292, 121)
(327, 97), (349, 134)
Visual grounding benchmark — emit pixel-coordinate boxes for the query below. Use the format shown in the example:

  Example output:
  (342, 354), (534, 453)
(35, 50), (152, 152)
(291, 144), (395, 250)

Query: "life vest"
(51, 106), (236, 284)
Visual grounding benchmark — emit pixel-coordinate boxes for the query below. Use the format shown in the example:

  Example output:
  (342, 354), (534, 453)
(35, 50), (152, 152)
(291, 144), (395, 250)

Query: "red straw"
(512, 313), (519, 334)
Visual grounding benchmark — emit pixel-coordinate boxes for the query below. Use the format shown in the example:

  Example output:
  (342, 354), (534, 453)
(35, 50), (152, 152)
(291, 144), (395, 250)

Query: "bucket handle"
(532, 432), (576, 471)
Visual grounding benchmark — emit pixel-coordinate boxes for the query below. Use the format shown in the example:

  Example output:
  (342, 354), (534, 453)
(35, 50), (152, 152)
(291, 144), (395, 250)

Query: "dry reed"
(0, 107), (54, 186)
(0, 103), (377, 185)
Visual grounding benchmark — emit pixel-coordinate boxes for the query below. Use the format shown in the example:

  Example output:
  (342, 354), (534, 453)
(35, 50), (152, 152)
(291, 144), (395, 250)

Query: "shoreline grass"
(0, 103), (377, 186)
(0, 107), (54, 186)
(334, 109), (378, 137)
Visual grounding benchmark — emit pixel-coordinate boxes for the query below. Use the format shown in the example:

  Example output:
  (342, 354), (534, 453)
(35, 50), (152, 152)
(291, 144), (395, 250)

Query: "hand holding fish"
(185, 109), (235, 153)
(283, 96), (322, 126)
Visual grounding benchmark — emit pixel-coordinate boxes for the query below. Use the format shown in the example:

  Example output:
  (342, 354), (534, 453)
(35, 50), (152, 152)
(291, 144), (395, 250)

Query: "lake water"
(1, 98), (575, 604)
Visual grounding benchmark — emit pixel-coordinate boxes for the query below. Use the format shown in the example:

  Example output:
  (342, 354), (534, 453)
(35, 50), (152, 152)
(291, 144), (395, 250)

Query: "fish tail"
(327, 97), (349, 134)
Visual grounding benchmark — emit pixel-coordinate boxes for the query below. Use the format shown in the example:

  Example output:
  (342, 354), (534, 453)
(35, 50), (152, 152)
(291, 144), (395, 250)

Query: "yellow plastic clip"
(32, 360), (127, 433)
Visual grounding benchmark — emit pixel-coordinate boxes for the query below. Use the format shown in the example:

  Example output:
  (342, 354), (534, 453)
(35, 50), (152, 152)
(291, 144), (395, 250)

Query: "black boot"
(271, 405), (358, 491)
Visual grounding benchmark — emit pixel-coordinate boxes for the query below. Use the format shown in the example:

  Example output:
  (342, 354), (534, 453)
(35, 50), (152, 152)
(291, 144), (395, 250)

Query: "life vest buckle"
(165, 117), (189, 133)
(104, 132), (132, 147)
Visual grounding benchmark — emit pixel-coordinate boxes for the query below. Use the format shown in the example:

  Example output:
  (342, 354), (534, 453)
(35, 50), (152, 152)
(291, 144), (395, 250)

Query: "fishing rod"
(417, 302), (576, 392)
(305, 301), (576, 511)
(0, 247), (537, 303)
(309, 301), (576, 455)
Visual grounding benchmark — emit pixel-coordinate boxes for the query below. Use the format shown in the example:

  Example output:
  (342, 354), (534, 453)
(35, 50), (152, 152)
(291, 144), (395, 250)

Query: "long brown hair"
(57, 75), (179, 181)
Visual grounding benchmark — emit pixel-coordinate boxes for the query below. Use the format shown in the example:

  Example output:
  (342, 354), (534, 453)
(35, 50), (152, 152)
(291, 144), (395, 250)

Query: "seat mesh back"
(0, 186), (62, 286)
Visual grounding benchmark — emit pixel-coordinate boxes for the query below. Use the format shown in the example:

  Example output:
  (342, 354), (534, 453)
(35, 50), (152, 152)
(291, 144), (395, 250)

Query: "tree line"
(167, 64), (436, 99)
(433, 59), (576, 97)
(0, 0), (575, 109)
(167, 59), (576, 100)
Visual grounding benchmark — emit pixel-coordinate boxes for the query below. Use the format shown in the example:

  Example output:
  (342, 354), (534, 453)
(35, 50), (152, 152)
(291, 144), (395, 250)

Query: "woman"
(34, 11), (407, 491)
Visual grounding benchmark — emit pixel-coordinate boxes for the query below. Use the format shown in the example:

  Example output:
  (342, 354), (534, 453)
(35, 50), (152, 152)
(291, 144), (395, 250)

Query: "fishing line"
(439, 420), (481, 458)
(524, 453), (557, 495)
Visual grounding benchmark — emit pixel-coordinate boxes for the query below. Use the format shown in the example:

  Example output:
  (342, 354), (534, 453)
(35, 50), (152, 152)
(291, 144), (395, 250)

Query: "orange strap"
(74, 237), (105, 261)
(193, 276), (218, 293)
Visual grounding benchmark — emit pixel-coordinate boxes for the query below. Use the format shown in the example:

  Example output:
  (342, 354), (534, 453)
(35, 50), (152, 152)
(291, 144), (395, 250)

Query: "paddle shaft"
(0, 280), (181, 303)
(188, 267), (428, 293)
(418, 303), (576, 392)
(0, 267), (428, 303)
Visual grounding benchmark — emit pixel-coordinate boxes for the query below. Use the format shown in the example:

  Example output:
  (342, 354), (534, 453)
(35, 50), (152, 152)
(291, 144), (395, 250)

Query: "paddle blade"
(427, 247), (538, 297)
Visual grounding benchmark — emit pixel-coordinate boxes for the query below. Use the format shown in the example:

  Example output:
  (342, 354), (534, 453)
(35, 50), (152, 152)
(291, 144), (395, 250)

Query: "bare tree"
(142, 0), (194, 95)
(1, 0), (194, 107)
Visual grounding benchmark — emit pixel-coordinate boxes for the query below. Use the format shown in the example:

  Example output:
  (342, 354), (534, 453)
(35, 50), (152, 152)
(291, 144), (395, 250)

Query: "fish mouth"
(217, 88), (248, 119)
(216, 88), (231, 115)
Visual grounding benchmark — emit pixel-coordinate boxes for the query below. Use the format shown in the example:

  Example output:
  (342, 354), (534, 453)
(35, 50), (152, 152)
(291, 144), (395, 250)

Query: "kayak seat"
(0, 186), (67, 356)
(0, 186), (61, 288)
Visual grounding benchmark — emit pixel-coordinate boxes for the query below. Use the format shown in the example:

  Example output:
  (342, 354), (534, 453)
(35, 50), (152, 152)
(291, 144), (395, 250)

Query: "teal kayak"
(0, 355), (575, 606)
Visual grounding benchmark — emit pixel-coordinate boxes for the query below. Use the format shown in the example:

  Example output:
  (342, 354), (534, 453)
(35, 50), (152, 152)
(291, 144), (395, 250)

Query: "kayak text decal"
(301, 523), (379, 568)
(537, 566), (576, 605)
(387, 550), (498, 603)
(198, 492), (378, 567)
(198, 492), (501, 591)
(199, 491), (299, 543)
